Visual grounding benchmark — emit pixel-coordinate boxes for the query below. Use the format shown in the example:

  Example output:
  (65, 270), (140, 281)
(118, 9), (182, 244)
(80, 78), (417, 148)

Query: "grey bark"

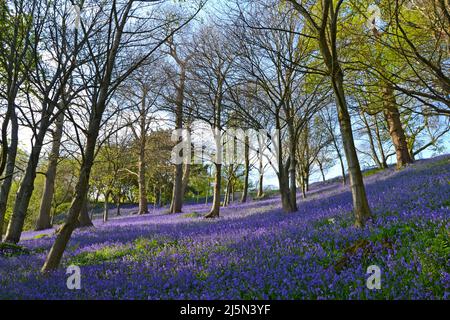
(35, 112), (65, 231)
(0, 108), (18, 241)
(241, 135), (250, 203)
(382, 84), (413, 169)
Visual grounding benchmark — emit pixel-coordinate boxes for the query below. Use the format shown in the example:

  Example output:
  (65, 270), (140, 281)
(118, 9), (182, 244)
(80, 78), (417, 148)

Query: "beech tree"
(286, 0), (372, 226)
(42, 0), (203, 272)
(0, 0), (44, 241)
(187, 25), (237, 218)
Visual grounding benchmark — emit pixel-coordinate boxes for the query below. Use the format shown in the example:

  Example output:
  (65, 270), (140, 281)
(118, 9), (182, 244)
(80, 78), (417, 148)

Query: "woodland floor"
(0, 155), (449, 299)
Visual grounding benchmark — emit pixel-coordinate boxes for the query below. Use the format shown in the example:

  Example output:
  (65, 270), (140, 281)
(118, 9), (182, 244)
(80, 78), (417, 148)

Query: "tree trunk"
(42, 115), (100, 272)
(115, 193), (121, 216)
(35, 112), (65, 231)
(78, 195), (93, 228)
(241, 135), (250, 203)
(373, 114), (388, 169)
(103, 191), (110, 223)
(0, 109), (18, 241)
(170, 162), (183, 213)
(224, 165), (233, 207)
(287, 120), (298, 212)
(279, 169), (295, 212)
(300, 173), (307, 199)
(5, 101), (56, 243)
(170, 64), (186, 214)
(205, 163), (221, 218)
(138, 142), (148, 214)
(318, 159), (326, 182)
(40, 16), (125, 268)
(382, 84), (413, 169)
(361, 110), (383, 169)
(257, 156), (264, 198)
(181, 162), (190, 198)
(336, 149), (346, 186)
(333, 73), (371, 227)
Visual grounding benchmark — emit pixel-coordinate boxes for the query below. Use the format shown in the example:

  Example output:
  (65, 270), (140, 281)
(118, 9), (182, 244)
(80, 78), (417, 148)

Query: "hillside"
(1, 156), (449, 299)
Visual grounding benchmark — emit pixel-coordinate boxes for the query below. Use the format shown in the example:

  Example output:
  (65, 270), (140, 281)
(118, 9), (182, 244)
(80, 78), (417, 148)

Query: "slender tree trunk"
(42, 113), (101, 272)
(223, 166), (233, 207)
(35, 112), (65, 231)
(257, 158), (264, 198)
(329, 127), (346, 185)
(373, 114), (388, 168)
(361, 110), (383, 169)
(181, 162), (190, 197)
(382, 84), (413, 169)
(103, 191), (110, 223)
(40, 10), (127, 267)
(223, 182), (229, 207)
(170, 65), (186, 214)
(0, 109), (18, 241)
(300, 172), (307, 199)
(138, 140), (148, 214)
(332, 73), (371, 227)
(205, 163), (221, 218)
(115, 193), (121, 216)
(318, 159), (326, 182)
(287, 119), (298, 212)
(241, 135), (250, 203)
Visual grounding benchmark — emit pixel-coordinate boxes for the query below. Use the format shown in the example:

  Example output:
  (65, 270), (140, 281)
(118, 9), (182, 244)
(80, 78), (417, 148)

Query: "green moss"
(69, 245), (131, 266)
(182, 212), (202, 218)
(68, 237), (188, 266)
(0, 243), (31, 257)
(33, 233), (49, 239)
(363, 168), (384, 177)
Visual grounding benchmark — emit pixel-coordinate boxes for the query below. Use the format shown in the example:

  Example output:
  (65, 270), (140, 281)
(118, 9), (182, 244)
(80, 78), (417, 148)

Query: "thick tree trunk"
(382, 85), (413, 169)
(241, 136), (250, 203)
(0, 109), (18, 241)
(170, 64), (186, 214)
(170, 162), (183, 213)
(35, 112), (65, 231)
(78, 195), (93, 228)
(5, 134), (45, 243)
(205, 163), (221, 218)
(333, 73), (371, 227)
(279, 170), (295, 212)
(0, 108), (10, 178)
(5, 100), (57, 243)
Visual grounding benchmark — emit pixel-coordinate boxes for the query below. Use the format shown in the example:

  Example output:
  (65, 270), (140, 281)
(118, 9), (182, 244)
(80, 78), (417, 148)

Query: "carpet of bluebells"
(0, 156), (449, 299)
